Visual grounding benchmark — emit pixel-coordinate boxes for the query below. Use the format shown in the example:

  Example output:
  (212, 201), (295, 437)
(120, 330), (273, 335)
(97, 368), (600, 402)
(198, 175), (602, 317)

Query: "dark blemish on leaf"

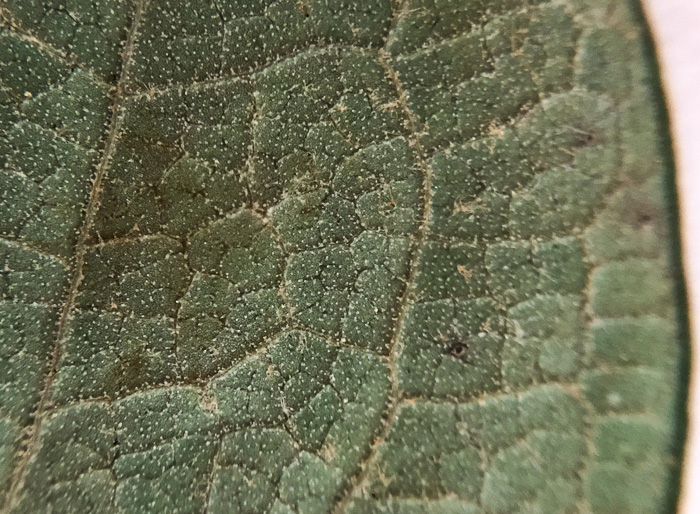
(437, 321), (472, 363)
(637, 211), (653, 224)
(446, 339), (470, 360)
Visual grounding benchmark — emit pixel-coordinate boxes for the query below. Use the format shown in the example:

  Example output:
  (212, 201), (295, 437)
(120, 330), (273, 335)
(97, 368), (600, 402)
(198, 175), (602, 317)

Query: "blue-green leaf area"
(0, 0), (685, 512)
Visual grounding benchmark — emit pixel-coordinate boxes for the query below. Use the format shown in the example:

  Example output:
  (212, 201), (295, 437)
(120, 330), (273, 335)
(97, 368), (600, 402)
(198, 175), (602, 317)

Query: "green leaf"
(0, 0), (687, 512)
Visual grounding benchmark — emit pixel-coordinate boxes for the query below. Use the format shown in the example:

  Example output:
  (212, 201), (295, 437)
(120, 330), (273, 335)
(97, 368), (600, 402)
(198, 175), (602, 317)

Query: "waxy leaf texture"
(0, 0), (687, 512)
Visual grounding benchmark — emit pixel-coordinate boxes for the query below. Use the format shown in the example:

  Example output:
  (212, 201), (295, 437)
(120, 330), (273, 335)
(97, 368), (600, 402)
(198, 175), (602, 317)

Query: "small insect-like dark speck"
(437, 321), (472, 363)
(446, 340), (470, 360)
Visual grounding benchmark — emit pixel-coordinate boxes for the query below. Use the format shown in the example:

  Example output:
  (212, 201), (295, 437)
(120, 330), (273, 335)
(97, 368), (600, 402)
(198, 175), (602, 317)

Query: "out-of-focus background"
(641, 1), (700, 512)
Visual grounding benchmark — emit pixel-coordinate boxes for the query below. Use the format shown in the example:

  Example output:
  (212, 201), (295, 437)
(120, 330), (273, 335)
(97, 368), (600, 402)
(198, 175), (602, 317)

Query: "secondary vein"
(4, 0), (150, 508)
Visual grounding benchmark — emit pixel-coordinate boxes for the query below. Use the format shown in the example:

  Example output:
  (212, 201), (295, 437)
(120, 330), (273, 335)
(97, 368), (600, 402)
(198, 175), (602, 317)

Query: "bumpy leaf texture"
(0, 0), (687, 512)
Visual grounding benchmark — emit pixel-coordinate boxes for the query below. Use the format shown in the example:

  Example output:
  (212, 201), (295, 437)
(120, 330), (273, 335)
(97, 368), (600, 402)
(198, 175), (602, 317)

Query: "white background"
(641, 1), (700, 512)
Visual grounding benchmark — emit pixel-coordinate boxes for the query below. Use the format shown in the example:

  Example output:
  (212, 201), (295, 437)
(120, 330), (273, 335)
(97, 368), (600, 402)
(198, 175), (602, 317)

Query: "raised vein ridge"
(4, 1), (150, 507)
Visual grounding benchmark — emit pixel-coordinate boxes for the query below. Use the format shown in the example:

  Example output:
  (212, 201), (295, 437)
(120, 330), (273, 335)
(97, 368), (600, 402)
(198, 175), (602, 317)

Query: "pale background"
(641, 1), (700, 512)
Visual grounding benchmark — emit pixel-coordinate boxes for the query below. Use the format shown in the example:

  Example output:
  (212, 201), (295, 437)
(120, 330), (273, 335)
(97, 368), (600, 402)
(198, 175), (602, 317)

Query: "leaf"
(0, 0), (686, 512)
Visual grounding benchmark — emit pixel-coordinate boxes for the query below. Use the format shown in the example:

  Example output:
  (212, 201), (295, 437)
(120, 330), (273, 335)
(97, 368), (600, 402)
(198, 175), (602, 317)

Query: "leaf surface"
(0, 0), (686, 512)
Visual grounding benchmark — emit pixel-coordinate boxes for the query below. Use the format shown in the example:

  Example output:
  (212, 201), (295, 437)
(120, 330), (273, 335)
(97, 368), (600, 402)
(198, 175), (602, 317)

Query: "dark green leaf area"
(0, 0), (685, 512)
(19, 331), (389, 513)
